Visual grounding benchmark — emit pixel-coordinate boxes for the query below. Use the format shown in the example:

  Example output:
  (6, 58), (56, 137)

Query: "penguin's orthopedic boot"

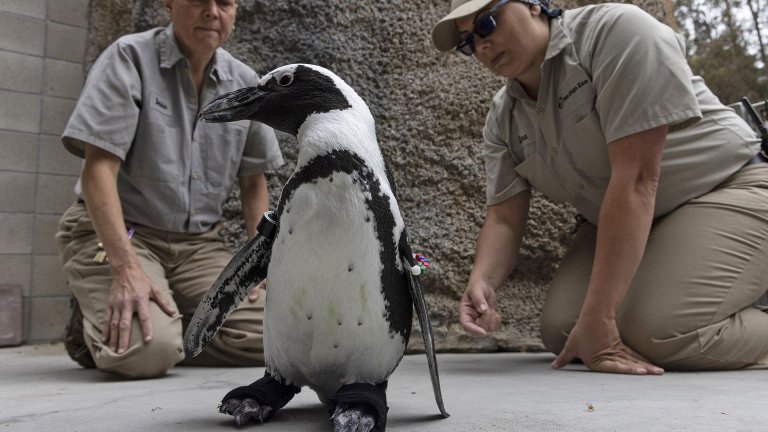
(328, 382), (388, 432)
(219, 372), (300, 426)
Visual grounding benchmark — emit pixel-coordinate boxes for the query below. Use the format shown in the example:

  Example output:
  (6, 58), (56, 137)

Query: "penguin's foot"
(330, 403), (377, 432)
(218, 371), (301, 425)
(328, 382), (388, 432)
(219, 398), (272, 426)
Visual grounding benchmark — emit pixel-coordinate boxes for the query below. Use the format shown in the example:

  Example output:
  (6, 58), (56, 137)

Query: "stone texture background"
(86, 0), (673, 352)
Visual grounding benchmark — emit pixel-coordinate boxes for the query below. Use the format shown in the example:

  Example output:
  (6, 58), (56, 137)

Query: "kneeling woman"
(432, 0), (768, 374)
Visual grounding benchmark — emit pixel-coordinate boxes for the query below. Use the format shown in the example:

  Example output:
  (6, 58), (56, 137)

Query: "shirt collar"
(506, 16), (572, 99)
(544, 15), (572, 63)
(209, 50), (232, 82)
(159, 24), (186, 69)
(158, 24), (233, 82)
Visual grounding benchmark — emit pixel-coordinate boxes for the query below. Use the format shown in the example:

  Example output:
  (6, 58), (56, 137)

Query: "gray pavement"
(1, 343), (766, 431)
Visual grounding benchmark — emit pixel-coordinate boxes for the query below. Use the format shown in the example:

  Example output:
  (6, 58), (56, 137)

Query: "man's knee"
(87, 316), (184, 379)
(95, 332), (184, 379)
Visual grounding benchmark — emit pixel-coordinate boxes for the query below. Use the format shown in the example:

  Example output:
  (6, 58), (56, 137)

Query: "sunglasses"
(456, 0), (513, 56)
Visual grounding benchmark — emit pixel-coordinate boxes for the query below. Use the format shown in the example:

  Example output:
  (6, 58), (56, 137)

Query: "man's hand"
(551, 315), (664, 375)
(102, 265), (177, 354)
(459, 280), (502, 336)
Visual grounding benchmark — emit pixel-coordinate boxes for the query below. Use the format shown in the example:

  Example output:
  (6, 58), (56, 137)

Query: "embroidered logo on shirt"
(518, 133), (529, 144)
(558, 80), (589, 109)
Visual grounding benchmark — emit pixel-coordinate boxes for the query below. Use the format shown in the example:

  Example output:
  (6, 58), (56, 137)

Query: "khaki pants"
(541, 163), (768, 370)
(56, 202), (265, 378)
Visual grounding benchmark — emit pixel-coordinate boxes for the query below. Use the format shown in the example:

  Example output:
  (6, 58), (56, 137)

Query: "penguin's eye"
(277, 74), (294, 87)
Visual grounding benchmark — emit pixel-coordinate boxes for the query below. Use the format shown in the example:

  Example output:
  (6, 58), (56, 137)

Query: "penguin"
(184, 64), (449, 432)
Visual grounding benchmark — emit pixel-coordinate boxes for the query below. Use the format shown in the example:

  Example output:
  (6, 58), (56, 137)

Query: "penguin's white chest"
(263, 171), (406, 398)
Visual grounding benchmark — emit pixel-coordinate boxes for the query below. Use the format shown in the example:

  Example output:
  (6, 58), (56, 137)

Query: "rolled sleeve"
(61, 41), (142, 160)
(484, 138), (529, 206)
(483, 89), (529, 206)
(586, 5), (702, 143)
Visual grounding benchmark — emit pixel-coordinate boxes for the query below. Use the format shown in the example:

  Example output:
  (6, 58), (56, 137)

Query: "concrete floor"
(1, 343), (766, 431)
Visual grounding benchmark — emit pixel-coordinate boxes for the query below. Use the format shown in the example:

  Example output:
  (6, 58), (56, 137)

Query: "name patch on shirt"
(149, 91), (171, 116)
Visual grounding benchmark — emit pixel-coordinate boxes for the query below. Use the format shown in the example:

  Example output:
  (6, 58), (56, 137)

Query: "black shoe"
(64, 297), (96, 369)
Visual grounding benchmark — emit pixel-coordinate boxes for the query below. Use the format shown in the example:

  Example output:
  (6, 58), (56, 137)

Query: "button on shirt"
(483, 4), (761, 224)
(62, 25), (284, 233)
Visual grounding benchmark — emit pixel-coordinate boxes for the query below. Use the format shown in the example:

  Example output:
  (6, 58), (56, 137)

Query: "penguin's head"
(199, 64), (362, 136)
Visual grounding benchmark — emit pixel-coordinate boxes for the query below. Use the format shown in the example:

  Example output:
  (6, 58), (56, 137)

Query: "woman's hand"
(460, 193), (531, 337)
(551, 315), (664, 375)
(459, 279), (502, 336)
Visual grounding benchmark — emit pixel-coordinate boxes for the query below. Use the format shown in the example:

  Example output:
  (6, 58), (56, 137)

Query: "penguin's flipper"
(399, 232), (450, 419)
(183, 222), (275, 357)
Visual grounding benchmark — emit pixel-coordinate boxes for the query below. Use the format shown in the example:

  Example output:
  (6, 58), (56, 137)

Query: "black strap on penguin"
(256, 210), (278, 240)
(220, 372), (301, 421)
(328, 381), (389, 432)
(740, 97), (768, 161)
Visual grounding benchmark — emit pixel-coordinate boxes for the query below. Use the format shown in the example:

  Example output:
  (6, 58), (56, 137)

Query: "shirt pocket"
(557, 72), (609, 180)
(203, 122), (247, 188)
(514, 153), (571, 203)
(561, 110), (611, 183)
(127, 119), (181, 183)
(557, 72), (595, 126)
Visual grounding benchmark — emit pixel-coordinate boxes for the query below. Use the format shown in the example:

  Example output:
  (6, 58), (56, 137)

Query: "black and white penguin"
(184, 64), (449, 432)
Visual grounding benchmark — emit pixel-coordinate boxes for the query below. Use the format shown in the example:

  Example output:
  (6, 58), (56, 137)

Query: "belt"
(745, 153), (768, 165)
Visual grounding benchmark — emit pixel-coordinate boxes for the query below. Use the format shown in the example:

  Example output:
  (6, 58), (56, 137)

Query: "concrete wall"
(1, 0), (673, 349)
(0, 0), (89, 344)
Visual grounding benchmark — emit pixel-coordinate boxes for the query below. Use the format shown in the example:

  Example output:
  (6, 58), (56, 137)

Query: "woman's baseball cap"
(431, 0), (562, 52)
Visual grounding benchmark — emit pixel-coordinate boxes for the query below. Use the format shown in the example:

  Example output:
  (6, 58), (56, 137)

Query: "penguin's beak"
(198, 86), (267, 123)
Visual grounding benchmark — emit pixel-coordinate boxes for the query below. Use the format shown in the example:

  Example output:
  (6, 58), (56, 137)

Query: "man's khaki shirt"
(63, 25), (284, 233)
(484, 4), (760, 223)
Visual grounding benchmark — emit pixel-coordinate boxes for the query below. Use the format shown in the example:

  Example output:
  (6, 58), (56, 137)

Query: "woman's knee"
(617, 308), (696, 367)
(539, 308), (572, 355)
(539, 223), (595, 355)
(539, 281), (584, 355)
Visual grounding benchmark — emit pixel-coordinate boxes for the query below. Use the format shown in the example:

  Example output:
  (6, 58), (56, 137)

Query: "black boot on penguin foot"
(218, 371), (300, 425)
(329, 381), (388, 432)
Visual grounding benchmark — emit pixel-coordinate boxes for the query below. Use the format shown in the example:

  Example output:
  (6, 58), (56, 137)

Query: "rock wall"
(87, 0), (673, 352)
